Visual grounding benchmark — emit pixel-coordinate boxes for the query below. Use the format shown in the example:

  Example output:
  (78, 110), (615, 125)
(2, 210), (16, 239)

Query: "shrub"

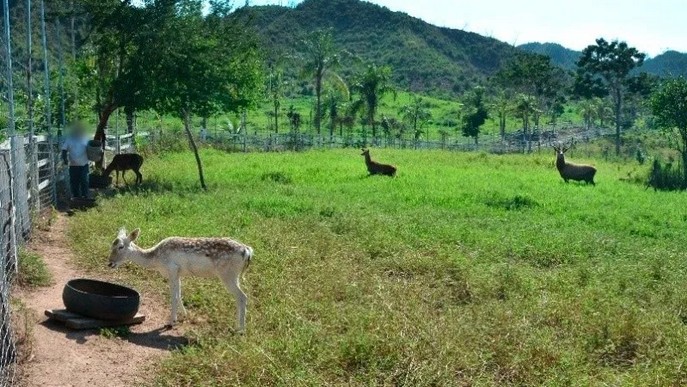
(647, 159), (686, 191)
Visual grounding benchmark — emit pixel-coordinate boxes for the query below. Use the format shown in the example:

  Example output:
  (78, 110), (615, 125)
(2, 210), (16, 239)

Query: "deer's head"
(108, 227), (140, 268)
(361, 148), (370, 157)
(553, 144), (569, 162)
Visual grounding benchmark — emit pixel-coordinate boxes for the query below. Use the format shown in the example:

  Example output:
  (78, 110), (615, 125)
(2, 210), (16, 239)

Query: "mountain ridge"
(232, 0), (518, 96)
(519, 42), (687, 77)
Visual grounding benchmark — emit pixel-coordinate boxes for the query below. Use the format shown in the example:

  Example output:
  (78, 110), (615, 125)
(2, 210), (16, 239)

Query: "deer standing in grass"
(105, 154), (144, 186)
(361, 148), (397, 177)
(108, 228), (253, 332)
(554, 144), (597, 185)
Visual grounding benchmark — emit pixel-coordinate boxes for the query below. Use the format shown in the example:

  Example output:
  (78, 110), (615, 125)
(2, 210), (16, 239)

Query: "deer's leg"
(115, 171), (120, 186)
(122, 170), (128, 185)
(168, 269), (181, 327)
(176, 275), (187, 317)
(220, 272), (247, 333)
(135, 169), (143, 185)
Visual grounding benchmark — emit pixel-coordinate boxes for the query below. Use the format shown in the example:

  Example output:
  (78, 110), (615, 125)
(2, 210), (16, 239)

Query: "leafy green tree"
(74, 0), (148, 160)
(460, 87), (488, 146)
(400, 96), (432, 140)
(301, 29), (342, 135)
(575, 38), (645, 155)
(495, 53), (566, 130)
(144, 0), (262, 189)
(353, 64), (395, 138)
(651, 77), (687, 183)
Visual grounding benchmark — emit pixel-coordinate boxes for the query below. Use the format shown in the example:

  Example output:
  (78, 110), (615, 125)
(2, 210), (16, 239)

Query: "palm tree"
(352, 64), (395, 139)
(514, 94), (539, 152)
(301, 29), (342, 135)
(322, 77), (350, 137)
(592, 97), (613, 128)
(578, 99), (596, 130)
(400, 96), (432, 141)
(267, 67), (285, 133)
(491, 91), (511, 141)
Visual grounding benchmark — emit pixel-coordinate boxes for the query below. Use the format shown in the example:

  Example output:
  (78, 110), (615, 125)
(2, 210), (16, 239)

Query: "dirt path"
(18, 214), (185, 387)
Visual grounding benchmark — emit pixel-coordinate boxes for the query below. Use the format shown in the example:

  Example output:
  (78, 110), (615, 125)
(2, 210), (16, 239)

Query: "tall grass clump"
(16, 248), (51, 288)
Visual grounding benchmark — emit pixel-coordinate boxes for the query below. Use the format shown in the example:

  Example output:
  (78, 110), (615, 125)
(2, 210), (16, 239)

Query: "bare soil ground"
(16, 213), (185, 387)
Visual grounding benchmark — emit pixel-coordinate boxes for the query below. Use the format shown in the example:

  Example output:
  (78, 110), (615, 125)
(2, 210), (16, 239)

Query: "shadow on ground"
(40, 319), (189, 351)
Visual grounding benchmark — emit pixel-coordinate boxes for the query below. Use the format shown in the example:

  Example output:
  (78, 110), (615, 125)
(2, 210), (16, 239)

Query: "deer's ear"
(129, 228), (141, 242)
(118, 227), (127, 239)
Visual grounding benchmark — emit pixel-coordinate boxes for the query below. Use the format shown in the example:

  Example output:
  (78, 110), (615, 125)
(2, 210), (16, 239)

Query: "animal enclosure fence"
(142, 124), (612, 155)
(0, 134), (62, 386)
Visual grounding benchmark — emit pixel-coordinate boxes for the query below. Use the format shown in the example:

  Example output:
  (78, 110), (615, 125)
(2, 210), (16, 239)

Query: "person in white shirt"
(61, 123), (90, 199)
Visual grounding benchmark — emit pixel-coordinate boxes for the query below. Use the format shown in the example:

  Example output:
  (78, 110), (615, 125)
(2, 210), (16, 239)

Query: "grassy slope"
(69, 149), (687, 385)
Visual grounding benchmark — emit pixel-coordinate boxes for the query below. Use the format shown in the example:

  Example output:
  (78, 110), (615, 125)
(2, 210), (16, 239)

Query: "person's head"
(69, 121), (87, 137)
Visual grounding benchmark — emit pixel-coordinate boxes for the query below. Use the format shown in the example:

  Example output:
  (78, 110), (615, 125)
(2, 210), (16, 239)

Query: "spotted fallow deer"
(108, 228), (253, 332)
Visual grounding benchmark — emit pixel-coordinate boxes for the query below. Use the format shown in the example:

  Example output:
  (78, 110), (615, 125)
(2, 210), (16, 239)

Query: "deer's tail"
(241, 246), (253, 280)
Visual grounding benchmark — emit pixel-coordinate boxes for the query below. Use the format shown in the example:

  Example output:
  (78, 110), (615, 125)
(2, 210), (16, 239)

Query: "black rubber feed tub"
(62, 279), (140, 321)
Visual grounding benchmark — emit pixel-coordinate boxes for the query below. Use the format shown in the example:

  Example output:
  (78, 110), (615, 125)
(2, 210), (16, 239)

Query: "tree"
(651, 77), (687, 184)
(400, 96), (431, 140)
(267, 66), (285, 133)
(579, 99), (596, 130)
(301, 29), (341, 135)
(460, 87), (488, 146)
(144, 0), (262, 190)
(491, 91), (511, 141)
(353, 64), (395, 139)
(494, 53), (567, 131)
(74, 0), (148, 163)
(322, 76), (349, 137)
(514, 94), (539, 152)
(575, 38), (645, 155)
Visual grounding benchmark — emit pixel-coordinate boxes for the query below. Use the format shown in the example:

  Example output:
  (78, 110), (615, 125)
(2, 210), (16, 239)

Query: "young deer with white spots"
(108, 228), (253, 332)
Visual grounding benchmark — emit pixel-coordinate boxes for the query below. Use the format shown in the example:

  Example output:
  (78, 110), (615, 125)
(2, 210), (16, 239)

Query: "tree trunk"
(500, 113), (506, 141)
(94, 103), (117, 169)
(274, 101), (279, 134)
(315, 71), (322, 135)
(615, 88), (622, 156)
(183, 110), (207, 191)
(125, 106), (135, 134)
(682, 134), (687, 188)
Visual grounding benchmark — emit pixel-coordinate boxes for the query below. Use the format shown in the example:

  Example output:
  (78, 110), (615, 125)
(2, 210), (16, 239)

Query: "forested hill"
(519, 42), (687, 77)
(231, 0), (518, 96)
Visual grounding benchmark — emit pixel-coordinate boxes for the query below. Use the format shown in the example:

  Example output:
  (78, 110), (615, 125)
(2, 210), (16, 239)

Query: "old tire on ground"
(62, 279), (140, 321)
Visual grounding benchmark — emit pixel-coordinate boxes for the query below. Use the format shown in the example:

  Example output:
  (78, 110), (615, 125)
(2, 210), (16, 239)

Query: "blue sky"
(247, 0), (687, 57)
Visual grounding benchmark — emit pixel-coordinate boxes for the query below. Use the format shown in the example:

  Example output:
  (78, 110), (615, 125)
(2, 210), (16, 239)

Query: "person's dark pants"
(69, 165), (90, 199)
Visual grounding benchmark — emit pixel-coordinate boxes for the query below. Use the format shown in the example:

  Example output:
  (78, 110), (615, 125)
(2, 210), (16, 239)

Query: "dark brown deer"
(105, 153), (144, 185)
(361, 149), (397, 177)
(553, 144), (596, 185)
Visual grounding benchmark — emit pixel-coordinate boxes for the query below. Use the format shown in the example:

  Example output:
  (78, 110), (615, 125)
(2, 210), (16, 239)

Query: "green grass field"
(68, 148), (687, 385)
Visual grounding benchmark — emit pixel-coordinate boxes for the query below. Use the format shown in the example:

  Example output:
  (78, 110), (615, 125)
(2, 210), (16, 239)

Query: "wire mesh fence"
(0, 134), (60, 386)
(140, 124), (612, 155)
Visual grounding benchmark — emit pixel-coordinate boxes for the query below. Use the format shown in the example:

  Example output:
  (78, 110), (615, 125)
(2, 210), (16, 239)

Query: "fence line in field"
(142, 125), (612, 154)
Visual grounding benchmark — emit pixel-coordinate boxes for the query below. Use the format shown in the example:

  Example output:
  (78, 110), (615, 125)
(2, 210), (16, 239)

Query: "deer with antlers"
(553, 143), (597, 185)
